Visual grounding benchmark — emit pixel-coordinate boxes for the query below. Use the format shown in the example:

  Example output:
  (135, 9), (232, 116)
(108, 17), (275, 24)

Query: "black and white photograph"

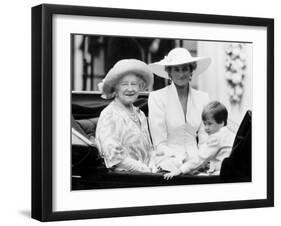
(71, 35), (252, 190)
(2, 0), (280, 225)
(30, 3), (274, 221)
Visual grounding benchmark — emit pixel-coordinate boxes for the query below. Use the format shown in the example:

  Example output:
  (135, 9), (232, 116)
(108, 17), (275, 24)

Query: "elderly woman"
(148, 47), (212, 174)
(95, 59), (154, 173)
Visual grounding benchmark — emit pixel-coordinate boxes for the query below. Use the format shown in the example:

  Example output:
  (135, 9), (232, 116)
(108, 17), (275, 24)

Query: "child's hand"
(149, 162), (160, 173)
(140, 164), (152, 173)
(151, 166), (160, 173)
(163, 168), (182, 180)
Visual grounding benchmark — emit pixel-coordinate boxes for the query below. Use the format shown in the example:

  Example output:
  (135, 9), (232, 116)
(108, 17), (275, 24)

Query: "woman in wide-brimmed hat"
(148, 47), (212, 175)
(95, 59), (155, 172)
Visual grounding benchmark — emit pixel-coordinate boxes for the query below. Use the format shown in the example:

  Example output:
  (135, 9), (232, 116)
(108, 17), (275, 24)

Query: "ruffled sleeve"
(95, 110), (128, 168)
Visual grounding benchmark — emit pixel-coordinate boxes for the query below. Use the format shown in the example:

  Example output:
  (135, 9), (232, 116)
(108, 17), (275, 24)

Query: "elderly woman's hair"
(202, 101), (228, 126)
(165, 62), (197, 74)
(137, 75), (146, 90)
(114, 74), (146, 91)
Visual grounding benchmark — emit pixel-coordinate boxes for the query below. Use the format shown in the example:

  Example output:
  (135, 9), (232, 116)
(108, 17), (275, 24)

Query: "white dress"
(148, 82), (210, 171)
(180, 126), (235, 175)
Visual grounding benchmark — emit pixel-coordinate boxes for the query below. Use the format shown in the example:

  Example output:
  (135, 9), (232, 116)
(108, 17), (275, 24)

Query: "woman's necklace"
(114, 99), (141, 125)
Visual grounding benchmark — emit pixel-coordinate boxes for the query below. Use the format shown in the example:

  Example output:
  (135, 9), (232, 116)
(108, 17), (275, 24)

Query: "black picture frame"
(32, 3), (274, 222)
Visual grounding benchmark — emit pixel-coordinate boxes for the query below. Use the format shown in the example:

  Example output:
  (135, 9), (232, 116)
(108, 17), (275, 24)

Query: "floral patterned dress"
(95, 100), (153, 172)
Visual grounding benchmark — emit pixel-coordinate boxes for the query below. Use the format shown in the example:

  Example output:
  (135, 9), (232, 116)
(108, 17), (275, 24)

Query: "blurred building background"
(71, 35), (252, 124)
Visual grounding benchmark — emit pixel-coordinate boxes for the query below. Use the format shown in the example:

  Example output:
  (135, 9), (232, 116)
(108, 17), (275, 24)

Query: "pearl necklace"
(114, 100), (141, 125)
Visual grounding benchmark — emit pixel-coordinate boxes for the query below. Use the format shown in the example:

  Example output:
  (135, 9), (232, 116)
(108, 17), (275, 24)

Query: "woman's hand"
(139, 163), (152, 173)
(148, 162), (159, 173)
(163, 168), (182, 180)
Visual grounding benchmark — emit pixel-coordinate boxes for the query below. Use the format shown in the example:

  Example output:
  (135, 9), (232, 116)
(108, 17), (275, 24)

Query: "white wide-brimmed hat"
(98, 59), (153, 99)
(148, 47), (211, 79)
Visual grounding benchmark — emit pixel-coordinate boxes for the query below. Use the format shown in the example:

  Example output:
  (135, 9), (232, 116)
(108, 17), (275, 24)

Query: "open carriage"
(71, 92), (251, 190)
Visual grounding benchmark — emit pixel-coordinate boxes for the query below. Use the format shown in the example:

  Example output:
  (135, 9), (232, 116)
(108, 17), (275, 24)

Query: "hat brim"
(149, 57), (211, 79)
(102, 59), (154, 97)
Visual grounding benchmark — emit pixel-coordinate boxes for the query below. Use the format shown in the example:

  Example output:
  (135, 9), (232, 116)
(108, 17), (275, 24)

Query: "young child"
(164, 101), (235, 179)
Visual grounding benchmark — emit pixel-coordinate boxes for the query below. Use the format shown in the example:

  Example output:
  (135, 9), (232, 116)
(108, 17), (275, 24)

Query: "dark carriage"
(71, 92), (251, 190)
